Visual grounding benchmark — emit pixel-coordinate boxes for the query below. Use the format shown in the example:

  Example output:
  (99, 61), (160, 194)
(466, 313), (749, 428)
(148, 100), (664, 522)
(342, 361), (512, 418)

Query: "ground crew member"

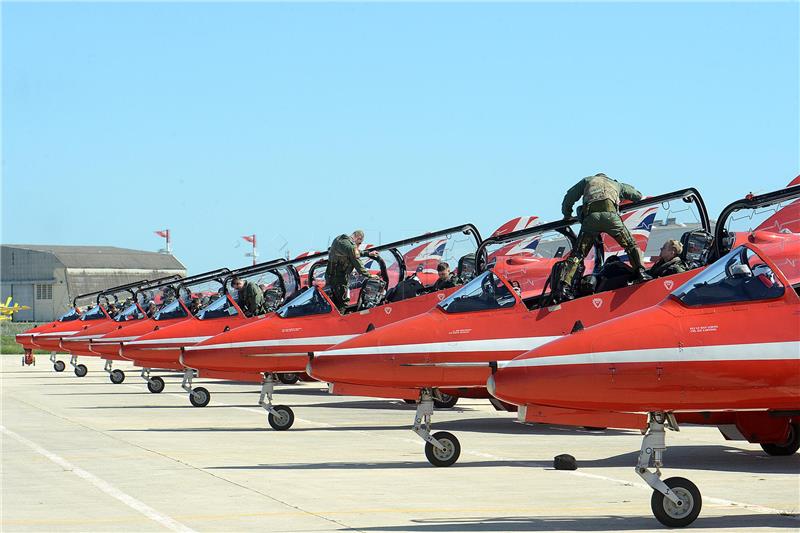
(432, 262), (458, 291)
(325, 230), (378, 312)
(231, 276), (264, 317)
(647, 239), (687, 278)
(560, 173), (649, 295)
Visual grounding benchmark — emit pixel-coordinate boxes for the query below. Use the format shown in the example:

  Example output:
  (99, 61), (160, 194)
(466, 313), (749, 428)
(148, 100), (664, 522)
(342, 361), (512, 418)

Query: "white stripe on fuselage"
(502, 341), (800, 368)
(316, 336), (561, 357)
(31, 331), (81, 337)
(126, 336), (211, 346)
(184, 334), (359, 351)
(92, 336), (139, 343)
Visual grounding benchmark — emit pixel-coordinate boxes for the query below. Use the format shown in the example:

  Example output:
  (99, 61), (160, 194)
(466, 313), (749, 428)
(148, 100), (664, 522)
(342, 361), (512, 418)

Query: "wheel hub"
(663, 487), (692, 518)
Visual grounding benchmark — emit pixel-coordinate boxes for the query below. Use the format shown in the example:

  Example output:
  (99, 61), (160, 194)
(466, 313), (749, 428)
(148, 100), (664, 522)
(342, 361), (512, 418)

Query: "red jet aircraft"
(180, 224), (488, 426)
(90, 260), (287, 399)
(487, 185), (800, 528)
(309, 186), (799, 467)
(15, 276), (178, 375)
(65, 269), (232, 384)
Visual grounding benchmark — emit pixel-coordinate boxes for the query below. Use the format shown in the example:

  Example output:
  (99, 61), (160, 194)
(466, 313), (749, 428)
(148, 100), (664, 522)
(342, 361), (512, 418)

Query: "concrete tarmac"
(2, 356), (798, 532)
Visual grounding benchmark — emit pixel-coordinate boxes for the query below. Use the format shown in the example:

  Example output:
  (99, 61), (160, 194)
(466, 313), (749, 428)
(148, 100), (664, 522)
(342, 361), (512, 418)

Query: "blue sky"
(3, 2), (798, 274)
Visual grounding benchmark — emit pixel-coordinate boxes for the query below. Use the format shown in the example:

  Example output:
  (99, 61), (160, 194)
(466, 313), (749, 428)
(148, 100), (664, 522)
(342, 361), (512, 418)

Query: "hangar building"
(1, 245), (186, 322)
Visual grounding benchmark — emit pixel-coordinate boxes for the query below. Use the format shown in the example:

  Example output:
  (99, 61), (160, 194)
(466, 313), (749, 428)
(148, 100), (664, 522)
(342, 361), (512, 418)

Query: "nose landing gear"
(259, 373), (295, 430)
(637, 412), (702, 528)
(414, 389), (461, 467)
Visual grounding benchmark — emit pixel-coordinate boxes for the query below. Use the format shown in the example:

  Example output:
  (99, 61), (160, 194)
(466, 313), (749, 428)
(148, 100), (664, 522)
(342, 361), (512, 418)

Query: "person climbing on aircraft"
(325, 230), (379, 312)
(559, 172), (650, 299)
(647, 239), (687, 278)
(231, 276), (265, 317)
(432, 262), (458, 291)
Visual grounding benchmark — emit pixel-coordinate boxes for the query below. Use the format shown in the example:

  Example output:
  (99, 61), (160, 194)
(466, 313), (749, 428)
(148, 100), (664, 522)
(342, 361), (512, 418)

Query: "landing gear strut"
(637, 412), (702, 528)
(141, 368), (165, 393)
(259, 373), (294, 430)
(51, 352), (65, 372)
(414, 388), (461, 467)
(181, 368), (210, 407)
(70, 355), (87, 377)
(103, 360), (125, 384)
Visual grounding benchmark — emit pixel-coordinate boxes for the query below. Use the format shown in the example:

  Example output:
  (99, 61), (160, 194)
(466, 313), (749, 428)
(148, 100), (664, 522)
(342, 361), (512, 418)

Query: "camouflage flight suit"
(237, 280), (265, 317)
(560, 173), (646, 286)
(325, 234), (372, 312)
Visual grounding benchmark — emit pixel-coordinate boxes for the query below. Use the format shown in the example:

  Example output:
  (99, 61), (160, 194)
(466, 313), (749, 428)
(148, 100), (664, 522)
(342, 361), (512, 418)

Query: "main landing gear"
(414, 388), (461, 467)
(69, 355), (88, 377)
(637, 412), (702, 528)
(760, 423), (800, 456)
(181, 369), (210, 407)
(103, 360), (125, 384)
(51, 352), (66, 372)
(141, 368), (165, 394)
(259, 373), (295, 431)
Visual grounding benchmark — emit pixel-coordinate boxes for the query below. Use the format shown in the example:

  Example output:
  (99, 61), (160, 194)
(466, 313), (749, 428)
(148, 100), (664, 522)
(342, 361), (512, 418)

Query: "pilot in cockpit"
(432, 262), (458, 291)
(647, 239), (687, 278)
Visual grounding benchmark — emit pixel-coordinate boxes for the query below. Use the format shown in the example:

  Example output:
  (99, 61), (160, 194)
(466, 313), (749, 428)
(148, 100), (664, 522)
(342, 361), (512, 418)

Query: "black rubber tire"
(278, 373), (300, 385)
(651, 477), (702, 528)
(433, 394), (458, 409)
(189, 387), (211, 407)
(147, 376), (165, 394)
(109, 369), (125, 384)
(403, 399), (417, 405)
(582, 426), (607, 431)
(54, 360), (66, 372)
(74, 364), (88, 377)
(424, 431), (461, 467)
(268, 405), (295, 431)
(760, 423), (800, 456)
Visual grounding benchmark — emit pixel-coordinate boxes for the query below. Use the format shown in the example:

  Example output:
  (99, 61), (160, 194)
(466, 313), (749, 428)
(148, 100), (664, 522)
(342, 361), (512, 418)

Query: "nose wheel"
(53, 360), (66, 372)
(260, 373), (296, 430)
(181, 368), (211, 407)
(651, 477), (702, 528)
(637, 413), (702, 528)
(413, 389), (462, 467)
(102, 360), (125, 384)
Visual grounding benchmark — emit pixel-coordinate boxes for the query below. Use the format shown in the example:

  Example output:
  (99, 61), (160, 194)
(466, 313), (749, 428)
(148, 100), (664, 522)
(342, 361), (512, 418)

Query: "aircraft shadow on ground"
(344, 514), (800, 532)
(207, 445), (799, 475)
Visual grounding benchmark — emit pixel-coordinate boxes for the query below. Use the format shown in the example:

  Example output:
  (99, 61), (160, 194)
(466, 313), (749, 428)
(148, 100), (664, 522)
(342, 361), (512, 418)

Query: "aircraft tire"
(425, 431), (461, 467)
(651, 477), (701, 528)
(268, 405), (295, 431)
(760, 423), (800, 456)
(189, 387), (211, 407)
(147, 376), (165, 394)
(54, 360), (66, 372)
(109, 369), (125, 384)
(403, 399), (416, 405)
(278, 373), (299, 385)
(433, 394), (458, 409)
(74, 364), (88, 377)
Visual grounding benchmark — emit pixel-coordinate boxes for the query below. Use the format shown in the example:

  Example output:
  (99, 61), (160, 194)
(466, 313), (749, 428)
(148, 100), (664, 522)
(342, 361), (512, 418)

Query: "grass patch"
(1, 321), (48, 355)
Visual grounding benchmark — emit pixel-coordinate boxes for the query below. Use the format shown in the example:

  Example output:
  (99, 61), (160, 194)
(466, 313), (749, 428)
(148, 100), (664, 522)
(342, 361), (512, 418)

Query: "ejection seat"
(356, 277), (386, 311)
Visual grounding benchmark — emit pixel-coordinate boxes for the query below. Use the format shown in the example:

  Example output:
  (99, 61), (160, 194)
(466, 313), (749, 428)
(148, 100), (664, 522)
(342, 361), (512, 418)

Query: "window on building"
(36, 284), (53, 300)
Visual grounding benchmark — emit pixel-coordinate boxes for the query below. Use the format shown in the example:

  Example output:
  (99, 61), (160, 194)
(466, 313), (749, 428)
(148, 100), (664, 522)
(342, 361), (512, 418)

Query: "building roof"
(2, 245), (186, 271)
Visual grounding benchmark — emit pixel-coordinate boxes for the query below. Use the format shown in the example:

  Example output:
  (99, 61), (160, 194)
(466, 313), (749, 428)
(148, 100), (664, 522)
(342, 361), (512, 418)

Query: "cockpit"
(154, 299), (188, 320)
(438, 271), (517, 314)
(672, 246), (785, 307)
(114, 302), (145, 322)
(196, 294), (239, 319)
(276, 287), (332, 318)
(80, 306), (107, 321)
(58, 308), (81, 322)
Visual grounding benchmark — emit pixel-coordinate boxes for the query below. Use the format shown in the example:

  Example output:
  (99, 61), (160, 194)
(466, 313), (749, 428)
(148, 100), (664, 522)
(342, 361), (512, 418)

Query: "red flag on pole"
(155, 230), (168, 238)
(242, 235), (256, 244)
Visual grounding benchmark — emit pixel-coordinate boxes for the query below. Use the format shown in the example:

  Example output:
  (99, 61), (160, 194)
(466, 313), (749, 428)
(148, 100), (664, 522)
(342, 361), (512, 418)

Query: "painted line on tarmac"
(0, 425), (197, 533)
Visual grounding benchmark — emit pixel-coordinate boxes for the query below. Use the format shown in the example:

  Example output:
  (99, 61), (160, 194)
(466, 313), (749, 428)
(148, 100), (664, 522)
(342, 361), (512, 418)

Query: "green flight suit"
(238, 280), (265, 317)
(561, 173), (645, 286)
(325, 234), (371, 312)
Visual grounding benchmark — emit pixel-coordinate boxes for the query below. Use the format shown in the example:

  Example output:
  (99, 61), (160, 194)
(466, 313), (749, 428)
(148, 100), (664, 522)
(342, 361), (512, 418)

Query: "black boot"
(634, 267), (652, 282)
